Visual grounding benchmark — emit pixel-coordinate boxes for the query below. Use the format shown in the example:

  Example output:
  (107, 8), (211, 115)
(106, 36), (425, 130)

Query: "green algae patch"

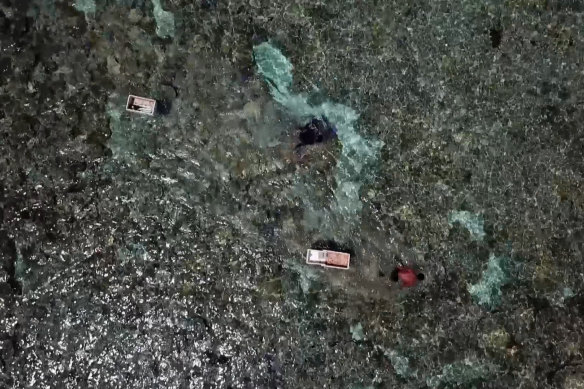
(253, 43), (294, 93)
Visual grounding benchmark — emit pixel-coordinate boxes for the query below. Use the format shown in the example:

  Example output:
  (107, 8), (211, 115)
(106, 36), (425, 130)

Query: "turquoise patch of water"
(151, 0), (175, 38)
(468, 254), (511, 309)
(448, 210), (485, 241)
(563, 287), (575, 298)
(426, 360), (492, 388)
(73, 0), (96, 17)
(253, 44), (294, 92)
(350, 322), (365, 341)
(284, 259), (321, 295)
(106, 95), (158, 160)
(253, 42), (382, 232)
(383, 349), (415, 379)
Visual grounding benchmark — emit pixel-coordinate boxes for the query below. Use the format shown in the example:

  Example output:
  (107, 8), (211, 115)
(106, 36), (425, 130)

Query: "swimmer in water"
(390, 266), (425, 288)
(294, 116), (338, 156)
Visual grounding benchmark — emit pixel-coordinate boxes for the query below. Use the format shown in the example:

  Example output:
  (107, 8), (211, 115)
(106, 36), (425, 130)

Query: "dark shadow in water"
(156, 99), (172, 115)
(201, 0), (218, 10)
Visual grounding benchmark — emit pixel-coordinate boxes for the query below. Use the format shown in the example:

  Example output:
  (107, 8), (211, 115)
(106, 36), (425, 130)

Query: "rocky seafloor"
(1, 0), (584, 388)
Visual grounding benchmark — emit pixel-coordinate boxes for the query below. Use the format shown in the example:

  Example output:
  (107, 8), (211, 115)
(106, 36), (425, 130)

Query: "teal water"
(254, 42), (382, 236)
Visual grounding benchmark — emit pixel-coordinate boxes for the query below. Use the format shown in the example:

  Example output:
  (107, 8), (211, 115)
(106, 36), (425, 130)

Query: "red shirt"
(397, 267), (418, 288)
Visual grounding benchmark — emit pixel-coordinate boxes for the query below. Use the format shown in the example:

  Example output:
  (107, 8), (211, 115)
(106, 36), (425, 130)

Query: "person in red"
(390, 266), (425, 288)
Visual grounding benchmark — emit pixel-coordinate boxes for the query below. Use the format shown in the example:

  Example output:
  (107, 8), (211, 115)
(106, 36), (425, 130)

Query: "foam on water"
(253, 42), (382, 234)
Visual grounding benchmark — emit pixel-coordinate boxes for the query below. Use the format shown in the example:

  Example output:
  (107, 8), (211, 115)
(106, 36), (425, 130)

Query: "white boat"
(306, 249), (350, 270)
(126, 95), (156, 116)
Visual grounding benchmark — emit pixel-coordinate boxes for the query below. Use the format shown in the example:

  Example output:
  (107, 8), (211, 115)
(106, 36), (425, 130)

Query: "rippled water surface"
(1, 1), (584, 388)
